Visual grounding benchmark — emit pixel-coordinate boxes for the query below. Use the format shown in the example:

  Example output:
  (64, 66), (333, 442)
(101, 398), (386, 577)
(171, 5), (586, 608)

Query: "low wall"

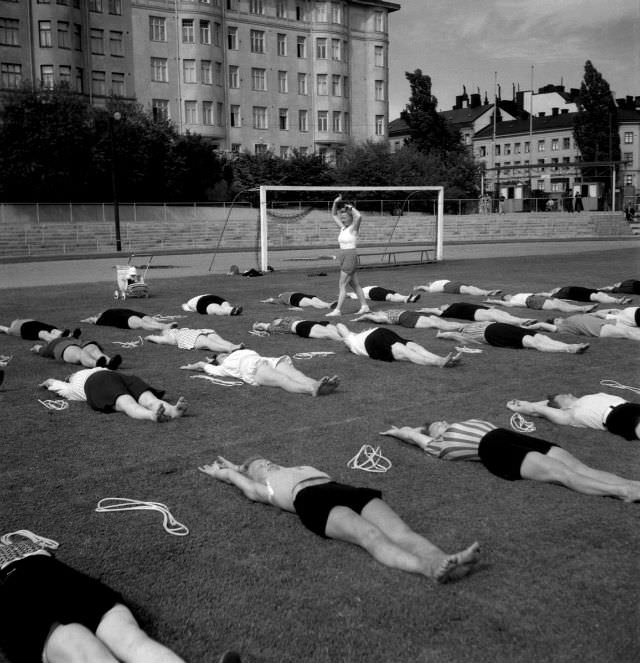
(0, 206), (633, 258)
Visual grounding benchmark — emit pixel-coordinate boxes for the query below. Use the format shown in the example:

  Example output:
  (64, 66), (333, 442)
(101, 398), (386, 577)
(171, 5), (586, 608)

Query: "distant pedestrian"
(574, 191), (583, 213)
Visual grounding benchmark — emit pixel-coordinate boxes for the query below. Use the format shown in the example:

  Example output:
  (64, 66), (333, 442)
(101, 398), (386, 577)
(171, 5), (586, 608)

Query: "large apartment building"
(0, 0), (399, 160)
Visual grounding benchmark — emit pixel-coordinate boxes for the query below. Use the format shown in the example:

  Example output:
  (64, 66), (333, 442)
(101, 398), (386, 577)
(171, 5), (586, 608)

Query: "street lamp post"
(109, 111), (122, 251)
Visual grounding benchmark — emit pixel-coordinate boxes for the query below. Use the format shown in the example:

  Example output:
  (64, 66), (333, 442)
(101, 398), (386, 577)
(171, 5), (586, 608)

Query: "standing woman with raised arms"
(326, 195), (370, 317)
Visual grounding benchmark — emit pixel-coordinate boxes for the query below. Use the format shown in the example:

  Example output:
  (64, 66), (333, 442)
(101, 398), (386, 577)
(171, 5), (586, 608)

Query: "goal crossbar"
(258, 185), (444, 272)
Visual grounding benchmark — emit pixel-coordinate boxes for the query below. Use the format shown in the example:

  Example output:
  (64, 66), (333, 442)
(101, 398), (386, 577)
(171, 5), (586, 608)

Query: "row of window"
(88, 0), (122, 13)
(480, 133), (635, 157)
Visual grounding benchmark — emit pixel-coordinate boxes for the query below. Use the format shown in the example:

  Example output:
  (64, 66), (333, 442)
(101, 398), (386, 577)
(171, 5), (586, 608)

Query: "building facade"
(0, 0), (399, 159)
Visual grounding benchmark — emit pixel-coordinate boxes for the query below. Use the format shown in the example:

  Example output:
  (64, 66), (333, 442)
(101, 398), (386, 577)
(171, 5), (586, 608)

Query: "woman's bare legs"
(522, 334), (589, 354)
(460, 285), (501, 296)
(324, 501), (480, 582)
(254, 363), (336, 396)
(115, 393), (187, 422)
(308, 324), (343, 341)
(475, 309), (537, 325)
(301, 296), (334, 309)
(350, 272), (370, 313)
(392, 342), (463, 367)
(96, 604), (187, 663)
(43, 622), (119, 663)
(599, 324), (640, 340)
(195, 333), (244, 352)
(326, 271), (352, 316)
(541, 299), (598, 313)
(413, 316), (462, 330)
(128, 316), (175, 331)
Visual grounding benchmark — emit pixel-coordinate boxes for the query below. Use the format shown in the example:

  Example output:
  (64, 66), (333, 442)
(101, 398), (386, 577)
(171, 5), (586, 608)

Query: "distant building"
(0, 0), (400, 160)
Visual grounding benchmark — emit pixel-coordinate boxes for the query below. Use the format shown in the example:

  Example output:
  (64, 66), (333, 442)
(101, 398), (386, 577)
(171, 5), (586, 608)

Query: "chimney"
(470, 93), (481, 108)
(552, 107), (559, 116)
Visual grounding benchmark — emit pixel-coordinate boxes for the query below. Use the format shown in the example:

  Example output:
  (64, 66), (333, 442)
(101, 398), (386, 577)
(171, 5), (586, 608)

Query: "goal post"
(258, 185), (444, 272)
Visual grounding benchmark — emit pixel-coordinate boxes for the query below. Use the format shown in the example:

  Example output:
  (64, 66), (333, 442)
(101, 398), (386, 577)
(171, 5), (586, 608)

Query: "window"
(227, 26), (238, 49)
(228, 65), (239, 88)
(331, 38), (341, 60)
(73, 24), (81, 50)
(149, 17), (166, 42)
(537, 139), (545, 152)
(279, 108), (288, 130)
(280, 146), (289, 158)
(91, 70), (106, 95)
(316, 73), (327, 95)
(537, 158), (545, 170)
(217, 102), (223, 126)
(551, 181), (564, 192)
(524, 141), (530, 153)
(478, 145), (487, 157)
(624, 174), (633, 186)
(315, 1), (327, 21)
(202, 101), (214, 125)
(1, 63), (21, 88)
(514, 143), (521, 154)
(214, 61), (222, 85)
(296, 36), (306, 58)
(277, 33), (287, 56)
(230, 105), (240, 127)
(374, 45), (384, 66)
(75, 67), (83, 92)
(249, 0), (264, 14)
(91, 29), (104, 55)
(374, 11), (384, 31)
(276, 0), (287, 17)
(151, 99), (169, 120)
(343, 41), (348, 62)
(253, 106), (267, 129)
(89, 0), (103, 11)
(108, 0), (122, 14)
(110, 31), (123, 56)
(296, 4), (306, 20)
(495, 145), (500, 156)
(298, 109), (308, 131)
(297, 72), (307, 95)
(375, 115), (384, 135)
(374, 79), (384, 101)
(39, 21), (52, 48)
(183, 59), (196, 83)
(332, 111), (341, 132)
(343, 76), (349, 97)
(624, 132), (634, 144)
(251, 67), (266, 91)
(551, 138), (559, 151)
(278, 70), (288, 93)
(255, 143), (268, 155)
(316, 38), (327, 58)
(231, 143), (241, 153)
(250, 30), (264, 53)
(200, 21), (210, 44)
(331, 74), (341, 96)
(111, 72), (124, 95)
(317, 110), (328, 132)
(562, 137), (571, 149)
(185, 100), (197, 124)
(201, 60), (212, 84)
(213, 22), (221, 46)
(331, 2), (342, 23)
(623, 152), (633, 166)
(151, 57), (168, 82)
(182, 20), (194, 43)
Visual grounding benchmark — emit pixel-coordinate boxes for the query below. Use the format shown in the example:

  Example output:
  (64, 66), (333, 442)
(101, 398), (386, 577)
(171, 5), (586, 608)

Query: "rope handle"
(39, 399), (69, 410)
(510, 412), (536, 433)
(600, 379), (640, 395)
(0, 530), (59, 549)
(96, 498), (189, 536)
(112, 336), (144, 348)
(347, 445), (392, 473)
(190, 375), (244, 387)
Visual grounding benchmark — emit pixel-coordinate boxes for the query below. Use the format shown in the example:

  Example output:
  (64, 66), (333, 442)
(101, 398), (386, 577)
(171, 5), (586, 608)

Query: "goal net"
(257, 186), (444, 272)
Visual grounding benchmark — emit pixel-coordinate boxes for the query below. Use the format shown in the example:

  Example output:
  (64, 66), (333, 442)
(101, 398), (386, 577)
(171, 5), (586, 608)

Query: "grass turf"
(1, 246), (639, 663)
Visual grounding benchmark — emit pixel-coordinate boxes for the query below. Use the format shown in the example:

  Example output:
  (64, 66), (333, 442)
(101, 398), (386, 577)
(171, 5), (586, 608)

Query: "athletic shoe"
(60, 329), (71, 338)
(107, 354), (122, 370)
(230, 306), (243, 316)
(72, 328), (82, 339)
(407, 294), (421, 303)
(218, 652), (242, 663)
(0, 369), (4, 387)
(95, 356), (107, 368)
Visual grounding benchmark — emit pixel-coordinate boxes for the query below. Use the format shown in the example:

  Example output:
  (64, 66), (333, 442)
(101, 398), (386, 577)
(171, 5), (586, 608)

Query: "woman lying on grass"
(415, 302), (542, 327)
(412, 279), (501, 297)
(484, 293), (598, 314)
(145, 327), (244, 353)
(31, 337), (122, 370)
(544, 286), (632, 305)
(199, 456), (480, 583)
(40, 368), (187, 422)
(81, 309), (177, 331)
(336, 323), (462, 367)
(181, 351), (339, 396)
(346, 285), (421, 304)
(260, 292), (336, 310)
(182, 294), (242, 316)
(0, 319), (80, 342)
(252, 317), (342, 341)
(380, 420), (640, 501)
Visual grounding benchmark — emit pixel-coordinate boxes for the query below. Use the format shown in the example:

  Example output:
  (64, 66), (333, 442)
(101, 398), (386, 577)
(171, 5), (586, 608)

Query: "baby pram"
(114, 254), (152, 299)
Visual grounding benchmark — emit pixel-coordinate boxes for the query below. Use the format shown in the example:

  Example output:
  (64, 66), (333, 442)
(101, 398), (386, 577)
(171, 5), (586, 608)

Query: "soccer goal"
(257, 185), (444, 272)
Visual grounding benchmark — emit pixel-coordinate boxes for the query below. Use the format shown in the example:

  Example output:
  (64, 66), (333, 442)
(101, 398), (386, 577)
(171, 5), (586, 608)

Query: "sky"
(387, 0), (640, 120)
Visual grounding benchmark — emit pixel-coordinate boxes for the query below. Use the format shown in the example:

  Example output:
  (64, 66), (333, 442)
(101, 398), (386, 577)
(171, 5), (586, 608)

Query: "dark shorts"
(478, 428), (558, 481)
(525, 295), (548, 310)
(443, 281), (464, 294)
(196, 295), (226, 314)
(52, 339), (81, 361)
(605, 402), (640, 440)
(338, 249), (358, 275)
(614, 280), (640, 295)
(293, 481), (383, 537)
(96, 309), (143, 329)
(636, 309), (640, 327)
(368, 287), (393, 301)
(441, 303), (485, 321)
(398, 311), (421, 328)
(364, 328), (408, 361)
(554, 287), (596, 302)
(0, 555), (122, 663)
(290, 293), (314, 307)
(295, 320), (329, 337)
(483, 323), (532, 348)
(84, 371), (164, 412)
(20, 320), (56, 340)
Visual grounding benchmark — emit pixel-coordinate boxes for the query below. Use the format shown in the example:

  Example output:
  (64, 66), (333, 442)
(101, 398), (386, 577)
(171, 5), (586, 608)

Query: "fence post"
(69, 202), (73, 224)
(36, 203), (40, 225)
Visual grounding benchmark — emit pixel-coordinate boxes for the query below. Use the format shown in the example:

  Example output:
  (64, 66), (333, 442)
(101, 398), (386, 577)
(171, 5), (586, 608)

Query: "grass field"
(1, 247), (639, 663)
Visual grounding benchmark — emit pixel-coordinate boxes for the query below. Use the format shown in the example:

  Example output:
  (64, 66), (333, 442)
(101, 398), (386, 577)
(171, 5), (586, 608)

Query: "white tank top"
(509, 293), (532, 306)
(428, 279), (450, 292)
(572, 393), (626, 429)
(338, 225), (358, 249)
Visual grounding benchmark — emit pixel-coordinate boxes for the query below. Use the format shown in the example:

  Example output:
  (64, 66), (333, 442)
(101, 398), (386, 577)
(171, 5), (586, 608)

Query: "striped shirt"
(459, 322), (490, 342)
(425, 419), (497, 461)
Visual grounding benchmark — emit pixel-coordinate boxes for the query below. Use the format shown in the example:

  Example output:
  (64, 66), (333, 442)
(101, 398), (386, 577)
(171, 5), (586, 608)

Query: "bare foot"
(442, 350), (463, 367)
(327, 375), (340, 387)
(355, 307), (371, 315)
(314, 376), (337, 396)
(432, 542), (481, 583)
(174, 396), (188, 417)
(325, 309), (341, 317)
(486, 289), (502, 296)
(153, 403), (170, 423)
(568, 343), (589, 354)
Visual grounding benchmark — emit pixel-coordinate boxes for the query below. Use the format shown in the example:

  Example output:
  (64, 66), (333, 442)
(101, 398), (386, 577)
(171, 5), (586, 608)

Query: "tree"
(400, 70), (460, 155)
(574, 61), (620, 163)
